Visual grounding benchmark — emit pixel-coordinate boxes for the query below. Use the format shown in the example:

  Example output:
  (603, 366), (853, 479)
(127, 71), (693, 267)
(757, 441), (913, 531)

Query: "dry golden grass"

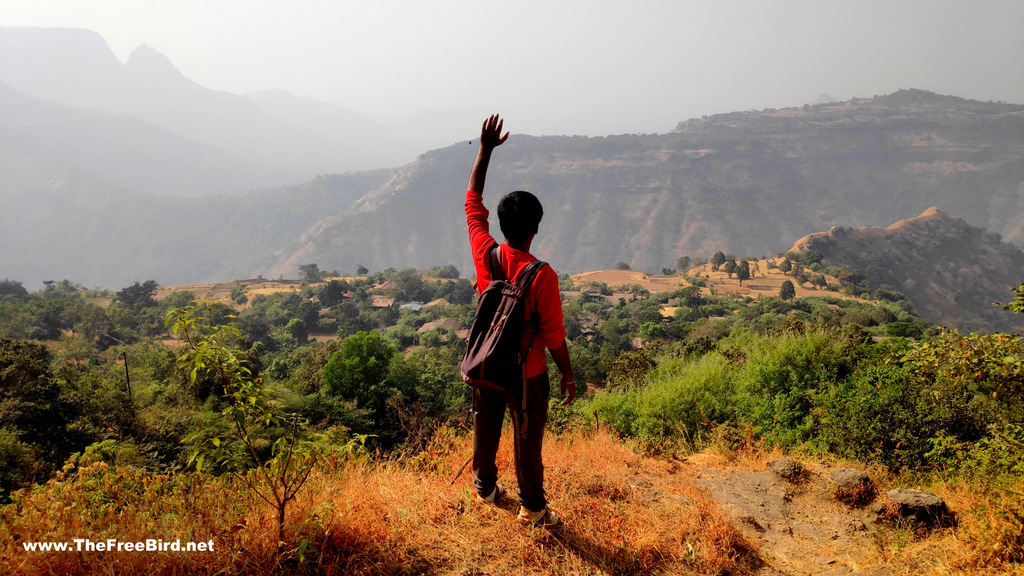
(2, 428), (759, 576)
(903, 476), (1024, 574)
(3, 428), (1021, 575)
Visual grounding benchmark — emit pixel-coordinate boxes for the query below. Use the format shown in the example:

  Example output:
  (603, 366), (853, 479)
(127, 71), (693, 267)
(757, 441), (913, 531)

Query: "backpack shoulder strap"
(514, 259), (547, 291)
(488, 243), (505, 282)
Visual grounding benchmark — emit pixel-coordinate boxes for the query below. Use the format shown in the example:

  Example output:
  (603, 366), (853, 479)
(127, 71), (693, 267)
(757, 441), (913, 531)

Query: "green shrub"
(734, 329), (861, 446)
(818, 364), (934, 469)
(886, 321), (923, 339)
(969, 424), (1024, 478)
(819, 362), (991, 470)
(928, 424), (1024, 482)
(606, 350), (656, 390)
(230, 285), (248, 305)
(586, 353), (737, 445)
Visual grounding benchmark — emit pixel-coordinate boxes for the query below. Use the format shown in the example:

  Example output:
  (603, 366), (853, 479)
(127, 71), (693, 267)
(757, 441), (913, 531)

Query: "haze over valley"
(1, 18), (1023, 335)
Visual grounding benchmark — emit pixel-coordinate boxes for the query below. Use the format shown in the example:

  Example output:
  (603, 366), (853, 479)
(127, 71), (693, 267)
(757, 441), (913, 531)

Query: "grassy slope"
(2, 428), (1020, 575)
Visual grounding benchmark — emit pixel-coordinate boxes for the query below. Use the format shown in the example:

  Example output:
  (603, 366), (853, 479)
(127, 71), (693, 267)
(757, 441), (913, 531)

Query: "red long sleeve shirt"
(465, 190), (566, 378)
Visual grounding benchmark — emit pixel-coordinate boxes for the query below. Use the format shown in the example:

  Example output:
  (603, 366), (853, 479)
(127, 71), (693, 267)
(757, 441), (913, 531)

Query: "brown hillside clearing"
(573, 263), (861, 302)
(154, 277), (365, 311)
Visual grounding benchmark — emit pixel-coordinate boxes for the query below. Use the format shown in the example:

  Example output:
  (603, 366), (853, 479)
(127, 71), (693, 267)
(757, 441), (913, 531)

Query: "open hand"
(479, 114), (509, 151)
(560, 376), (577, 406)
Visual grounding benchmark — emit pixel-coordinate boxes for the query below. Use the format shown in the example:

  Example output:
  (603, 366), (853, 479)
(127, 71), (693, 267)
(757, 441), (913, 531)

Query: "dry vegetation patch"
(3, 430), (1021, 575)
(2, 430), (758, 576)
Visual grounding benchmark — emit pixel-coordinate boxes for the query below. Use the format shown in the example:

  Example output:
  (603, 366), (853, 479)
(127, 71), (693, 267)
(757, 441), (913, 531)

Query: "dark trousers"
(472, 372), (550, 512)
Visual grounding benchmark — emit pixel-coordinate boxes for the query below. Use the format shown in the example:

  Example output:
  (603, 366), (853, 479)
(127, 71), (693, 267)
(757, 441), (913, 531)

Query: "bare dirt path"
(628, 451), (917, 575)
(687, 455), (892, 575)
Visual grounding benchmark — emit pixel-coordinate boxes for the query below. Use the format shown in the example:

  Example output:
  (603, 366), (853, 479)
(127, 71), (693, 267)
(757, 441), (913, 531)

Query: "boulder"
(887, 489), (948, 524)
(829, 468), (875, 506)
(830, 468), (870, 489)
(767, 457), (800, 480)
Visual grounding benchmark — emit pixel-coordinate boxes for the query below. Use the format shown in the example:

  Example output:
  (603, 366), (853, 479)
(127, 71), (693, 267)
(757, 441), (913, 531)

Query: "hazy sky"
(4, 0), (1023, 136)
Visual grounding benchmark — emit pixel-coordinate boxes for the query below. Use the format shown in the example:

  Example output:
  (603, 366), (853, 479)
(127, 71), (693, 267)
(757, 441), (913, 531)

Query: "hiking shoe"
(477, 484), (506, 504)
(517, 506), (561, 528)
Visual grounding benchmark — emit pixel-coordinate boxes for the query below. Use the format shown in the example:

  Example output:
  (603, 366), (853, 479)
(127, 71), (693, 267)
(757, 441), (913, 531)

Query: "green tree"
(711, 251), (727, 271)
(396, 268), (429, 302)
(0, 427), (34, 501)
(298, 264), (324, 283)
(638, 321), (667, 343)
(296, 299), (319, 327)
(22, 293), (91, 340)
(998, 282), (1024, 315)
(0, 337), (69, 461)
(322, 330), (399, 419)
(285, 318), (308, 343)
(436, 278), (475, 305)
(676, 256), (692, 272)
(886, 322), (923, 339)
(230, 285), (248, 305)
(0, 279), (28, 303)
(736, 260), (751, 286)
(607, 350), (656, 390)
(167, 302), (323, 547)
(614, 262), (632, 271)
(162, 290), (198, 309)
(778, 258), (792, 275)
(432, 265), (460, 279)
(115, 280), (159, 307)
(780, 280), (796, 301)
(723, 259), (737, 278)
(356, 265), (369, 276)
(317, 279), (352, 308)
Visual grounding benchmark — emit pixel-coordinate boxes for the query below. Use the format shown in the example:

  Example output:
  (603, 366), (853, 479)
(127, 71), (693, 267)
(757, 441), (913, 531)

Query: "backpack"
(461, 244), (546, 391)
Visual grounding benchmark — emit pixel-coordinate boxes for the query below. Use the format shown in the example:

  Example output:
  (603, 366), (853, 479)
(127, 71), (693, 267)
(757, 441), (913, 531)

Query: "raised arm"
(467, 114), (509, 194)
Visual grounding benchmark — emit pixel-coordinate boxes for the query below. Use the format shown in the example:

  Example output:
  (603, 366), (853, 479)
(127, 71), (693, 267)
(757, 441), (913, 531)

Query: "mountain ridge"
(265, 90), (1024, 281)
(792, 207), (1024, 333)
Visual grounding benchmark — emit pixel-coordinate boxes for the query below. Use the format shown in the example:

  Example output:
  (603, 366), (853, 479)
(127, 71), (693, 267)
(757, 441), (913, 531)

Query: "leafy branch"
(166, 301), (324, 549)
(997, 282), (1024, 316)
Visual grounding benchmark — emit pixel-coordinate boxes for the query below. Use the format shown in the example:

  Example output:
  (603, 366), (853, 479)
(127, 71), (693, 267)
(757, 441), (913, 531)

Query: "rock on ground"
(830, 468), (871, 489)
(887, 488), (948, 524)
(767, 457), (801, 481)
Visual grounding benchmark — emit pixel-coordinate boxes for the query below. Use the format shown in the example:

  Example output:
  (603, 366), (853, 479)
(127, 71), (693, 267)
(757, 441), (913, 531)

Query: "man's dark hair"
(497, 191), (543, 247)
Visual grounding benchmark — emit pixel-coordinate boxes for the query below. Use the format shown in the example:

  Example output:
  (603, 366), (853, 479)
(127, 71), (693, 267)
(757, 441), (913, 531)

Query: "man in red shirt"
(465, 114), (576, 528)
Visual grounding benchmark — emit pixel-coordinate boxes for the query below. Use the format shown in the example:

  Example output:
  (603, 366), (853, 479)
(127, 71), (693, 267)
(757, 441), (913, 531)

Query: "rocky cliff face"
(792, 207), (1024, 333)
(268, 90), (1024, 284)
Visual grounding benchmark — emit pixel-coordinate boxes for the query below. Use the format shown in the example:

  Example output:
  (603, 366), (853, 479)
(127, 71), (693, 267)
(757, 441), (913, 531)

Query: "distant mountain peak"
(793, 208), (962, 247)
(887, 206), (952, 230)
(125, 44), (185, 80)
(792, 208), (1024, 334)
(873, 89), (973, 108)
